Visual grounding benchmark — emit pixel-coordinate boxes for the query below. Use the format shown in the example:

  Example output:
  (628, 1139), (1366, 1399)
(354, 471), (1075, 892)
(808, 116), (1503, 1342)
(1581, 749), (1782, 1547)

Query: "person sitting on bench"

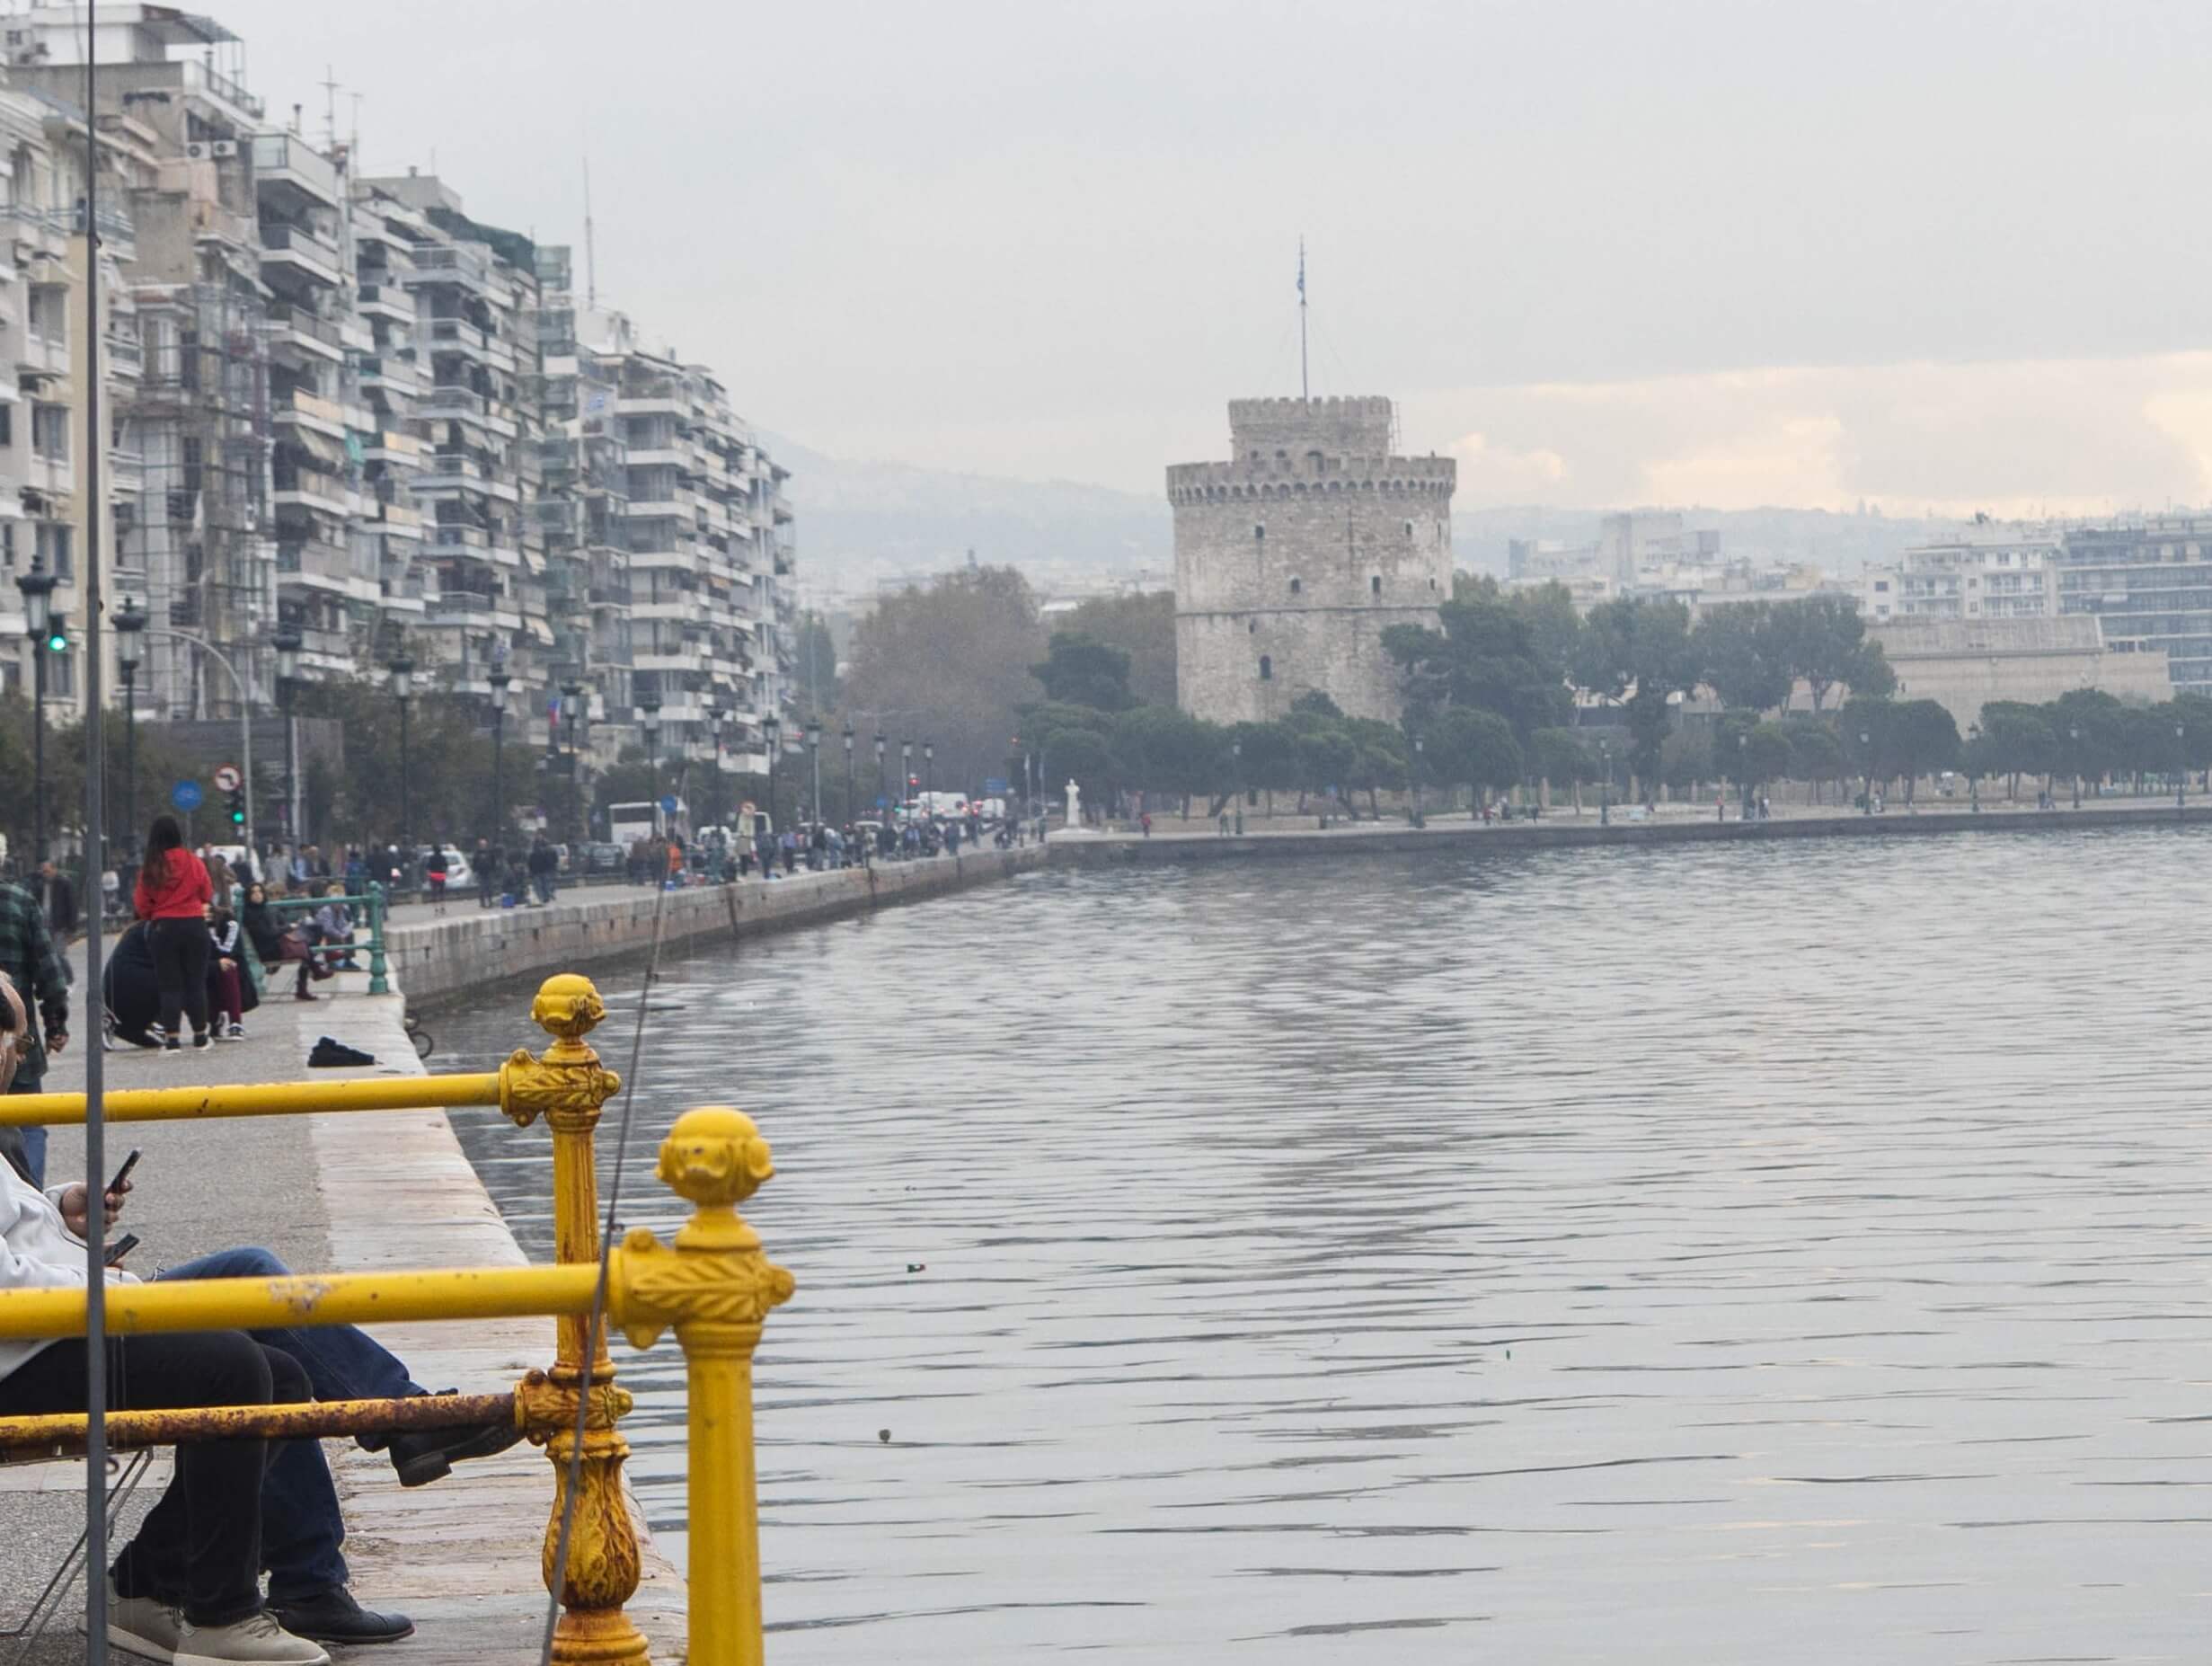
(0, 972), (526, 1665)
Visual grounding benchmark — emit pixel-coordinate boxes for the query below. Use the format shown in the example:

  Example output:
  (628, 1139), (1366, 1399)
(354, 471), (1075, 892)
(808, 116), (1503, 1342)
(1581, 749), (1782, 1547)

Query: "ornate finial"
(659, 1106), (774, 1213)
(531, 973), (606, 1054)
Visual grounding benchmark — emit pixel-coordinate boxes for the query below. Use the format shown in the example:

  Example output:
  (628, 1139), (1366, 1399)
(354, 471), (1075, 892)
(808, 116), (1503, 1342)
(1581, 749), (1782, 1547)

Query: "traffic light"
(42, 613), (66, 653)
(225, 785), (246, 827)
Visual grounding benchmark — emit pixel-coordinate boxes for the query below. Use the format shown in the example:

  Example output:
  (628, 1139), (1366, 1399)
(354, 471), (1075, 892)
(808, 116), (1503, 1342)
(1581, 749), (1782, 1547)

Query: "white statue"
(1065, 779), (1082, 828)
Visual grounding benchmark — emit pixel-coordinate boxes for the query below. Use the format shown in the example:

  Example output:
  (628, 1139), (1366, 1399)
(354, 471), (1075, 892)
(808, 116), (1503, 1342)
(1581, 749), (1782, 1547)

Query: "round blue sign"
(659, 794), (679, 814)
(171, 780), (204, 811)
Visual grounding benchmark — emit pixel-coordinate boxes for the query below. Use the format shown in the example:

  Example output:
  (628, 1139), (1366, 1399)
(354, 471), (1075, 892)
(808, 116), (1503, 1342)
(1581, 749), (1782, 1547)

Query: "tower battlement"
(1227, 395), (1395, 457)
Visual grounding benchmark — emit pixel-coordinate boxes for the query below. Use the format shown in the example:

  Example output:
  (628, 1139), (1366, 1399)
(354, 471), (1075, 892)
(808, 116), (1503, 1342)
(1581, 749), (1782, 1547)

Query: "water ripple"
(438, 829), (2212, 1663)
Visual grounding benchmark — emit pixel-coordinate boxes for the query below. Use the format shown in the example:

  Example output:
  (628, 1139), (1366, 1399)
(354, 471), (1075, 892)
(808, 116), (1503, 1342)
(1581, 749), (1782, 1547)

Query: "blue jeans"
(7, 1072), (47, 1188)
(157, 1247), (427, 1600)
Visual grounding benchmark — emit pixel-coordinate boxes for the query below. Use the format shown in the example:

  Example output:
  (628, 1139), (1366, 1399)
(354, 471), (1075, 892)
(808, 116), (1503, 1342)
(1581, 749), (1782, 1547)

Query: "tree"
(1110, 705), (1224, 814)
(1228, 720), (1300, 817)
(1343, 717), (1411, 818)
(1839, 696), (1894, 801)
(1031, 632), (1135, 713)
(1782, 719), (1845, 804)
(792, 609), (841, 717)
(1573, 597), (1700, 795)
(1532, 726), (1597, 812)
(1774, 594), (1891, 712)
(843, 564), (1047, 793)
(1743, 722), (1793, 792)
(1060, 590), (1175, 708)
(1977, 701), (2056, 800)
(2045, 688), (2127, 792)
(1427, 706), (1522, 811)
(1886, 699), (1960, 804)
(1046, 725), (1117, 817)
(1694, 602), (1793, 714)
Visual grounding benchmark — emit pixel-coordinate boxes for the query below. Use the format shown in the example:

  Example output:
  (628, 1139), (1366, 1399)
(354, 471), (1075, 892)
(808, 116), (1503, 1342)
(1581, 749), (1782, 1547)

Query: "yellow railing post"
(615, 1107), (795, 1666)
(497, 973), (649, 1666)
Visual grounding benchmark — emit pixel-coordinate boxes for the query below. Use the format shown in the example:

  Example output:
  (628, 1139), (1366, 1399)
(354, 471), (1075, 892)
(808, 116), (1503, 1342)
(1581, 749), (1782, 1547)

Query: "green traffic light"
(230, 811), (245, 824)
(44, 631), (65, 652)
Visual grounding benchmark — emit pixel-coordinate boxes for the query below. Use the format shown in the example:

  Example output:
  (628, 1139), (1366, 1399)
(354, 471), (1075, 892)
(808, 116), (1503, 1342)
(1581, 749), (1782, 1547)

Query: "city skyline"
(214, 0), (2212, 512)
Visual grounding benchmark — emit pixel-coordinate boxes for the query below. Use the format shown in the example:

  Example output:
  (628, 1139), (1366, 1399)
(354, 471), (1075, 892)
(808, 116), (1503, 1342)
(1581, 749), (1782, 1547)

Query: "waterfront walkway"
(0, 944), (684, 1663)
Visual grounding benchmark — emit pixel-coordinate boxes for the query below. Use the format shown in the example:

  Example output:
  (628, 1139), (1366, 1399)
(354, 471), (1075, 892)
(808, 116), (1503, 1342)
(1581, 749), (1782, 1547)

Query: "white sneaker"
(228, 1022), (244, 1040)
(172, 1610), (329, 1666)
(93, 1576), (183, 1663)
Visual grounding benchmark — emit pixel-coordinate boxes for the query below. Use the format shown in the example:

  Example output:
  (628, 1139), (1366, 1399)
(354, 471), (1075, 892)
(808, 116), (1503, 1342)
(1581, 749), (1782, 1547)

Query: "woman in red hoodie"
(132, 813), (214, 1052)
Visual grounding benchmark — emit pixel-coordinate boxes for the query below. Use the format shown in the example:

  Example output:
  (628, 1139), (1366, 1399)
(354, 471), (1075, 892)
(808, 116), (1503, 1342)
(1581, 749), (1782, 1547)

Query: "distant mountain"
(767, 435), (1967, 593)
(765, 435), (1171, 593)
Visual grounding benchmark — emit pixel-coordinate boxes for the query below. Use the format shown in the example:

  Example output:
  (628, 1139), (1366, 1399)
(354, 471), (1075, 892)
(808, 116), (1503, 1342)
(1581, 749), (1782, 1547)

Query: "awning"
(280, 427), (349, 470)
(520, 546), (545, 575)
(526, 617), (554, 644)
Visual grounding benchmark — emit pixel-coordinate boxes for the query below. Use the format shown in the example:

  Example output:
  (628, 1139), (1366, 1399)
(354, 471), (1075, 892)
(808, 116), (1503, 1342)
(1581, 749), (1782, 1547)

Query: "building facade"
(1168, 396), (1453, 724)
(1867, 616), (2171, 733)
(2051, 516), (2212, 696)
(1863, 529), (2060, 625)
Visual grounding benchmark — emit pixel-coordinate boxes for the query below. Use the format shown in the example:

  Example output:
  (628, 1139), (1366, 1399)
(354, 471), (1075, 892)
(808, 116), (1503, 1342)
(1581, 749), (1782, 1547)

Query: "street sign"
(875, 796), (889, 810)
(171, 780), (204, 811)
(659, 793), (679, 815)
(984, 777), (1007, 794)
(212, 763), (242, 792)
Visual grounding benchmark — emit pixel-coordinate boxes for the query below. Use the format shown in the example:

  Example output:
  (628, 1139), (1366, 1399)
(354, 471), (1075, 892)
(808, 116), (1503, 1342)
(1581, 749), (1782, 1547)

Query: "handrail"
(0, 973), (785, 1666)
(262, 882), (390, 992)
(0, 1391), (516, 1463)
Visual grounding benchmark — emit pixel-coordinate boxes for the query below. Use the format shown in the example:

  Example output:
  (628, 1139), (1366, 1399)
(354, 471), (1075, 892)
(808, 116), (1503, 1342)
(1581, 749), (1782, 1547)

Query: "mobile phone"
(103, 1234), (138, 1266)
(106, 1149), (140, 1197)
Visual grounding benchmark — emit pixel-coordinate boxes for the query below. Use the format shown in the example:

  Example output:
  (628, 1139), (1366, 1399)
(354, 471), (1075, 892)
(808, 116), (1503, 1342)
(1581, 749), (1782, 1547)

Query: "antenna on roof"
(583, 155), (597, 311)
(1297, 236), (1308, 402)
(319, 62), (338, 152)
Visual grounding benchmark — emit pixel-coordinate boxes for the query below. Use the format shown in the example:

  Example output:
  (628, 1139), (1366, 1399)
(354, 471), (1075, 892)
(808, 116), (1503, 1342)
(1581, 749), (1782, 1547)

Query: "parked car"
(580, 841), (627, 876)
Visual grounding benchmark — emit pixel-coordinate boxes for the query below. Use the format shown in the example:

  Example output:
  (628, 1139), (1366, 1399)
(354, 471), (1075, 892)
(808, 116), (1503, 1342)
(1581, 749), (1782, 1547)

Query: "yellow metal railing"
(0, 974), (792, 1666)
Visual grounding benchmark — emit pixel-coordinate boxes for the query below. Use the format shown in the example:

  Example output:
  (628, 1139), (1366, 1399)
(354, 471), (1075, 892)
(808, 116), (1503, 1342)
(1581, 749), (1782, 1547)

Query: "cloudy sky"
(217, 0), (2212, 512)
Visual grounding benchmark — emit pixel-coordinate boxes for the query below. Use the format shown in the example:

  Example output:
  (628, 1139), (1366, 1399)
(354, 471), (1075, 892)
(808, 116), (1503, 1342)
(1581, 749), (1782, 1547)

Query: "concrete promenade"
(1048, 793), (2212, 864)
(0, 944), (685, 1664)
(386, 843), (1048, 1006)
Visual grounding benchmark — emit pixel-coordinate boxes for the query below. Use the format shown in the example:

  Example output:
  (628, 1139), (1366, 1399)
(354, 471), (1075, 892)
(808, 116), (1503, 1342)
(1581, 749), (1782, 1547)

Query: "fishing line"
(537, 759), (694, 1666)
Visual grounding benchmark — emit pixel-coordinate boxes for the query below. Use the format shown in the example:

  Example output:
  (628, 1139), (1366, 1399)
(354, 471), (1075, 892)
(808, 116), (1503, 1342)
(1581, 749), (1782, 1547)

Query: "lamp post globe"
(1859, 730), (1872, 816)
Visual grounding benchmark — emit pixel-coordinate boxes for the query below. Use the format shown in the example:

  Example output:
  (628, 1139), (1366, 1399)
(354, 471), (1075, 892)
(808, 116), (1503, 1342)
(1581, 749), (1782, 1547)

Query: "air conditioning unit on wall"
(183, 142), (210, 162)
(209, 140), (237, 158)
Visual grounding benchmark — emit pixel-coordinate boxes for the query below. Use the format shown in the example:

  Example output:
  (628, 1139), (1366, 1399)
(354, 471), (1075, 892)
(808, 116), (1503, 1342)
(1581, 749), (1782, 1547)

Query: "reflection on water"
(442, 829), (2212, 1663)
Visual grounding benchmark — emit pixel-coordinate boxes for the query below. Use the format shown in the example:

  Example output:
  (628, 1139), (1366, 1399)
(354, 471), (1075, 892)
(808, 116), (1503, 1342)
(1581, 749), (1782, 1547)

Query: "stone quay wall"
(1045, 803), (2212, 868)
(392, 846), (1046, 1006)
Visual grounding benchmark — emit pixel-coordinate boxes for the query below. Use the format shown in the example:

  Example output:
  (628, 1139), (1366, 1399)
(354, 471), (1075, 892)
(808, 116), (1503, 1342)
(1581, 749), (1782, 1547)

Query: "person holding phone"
(0, 972), (525, 1661)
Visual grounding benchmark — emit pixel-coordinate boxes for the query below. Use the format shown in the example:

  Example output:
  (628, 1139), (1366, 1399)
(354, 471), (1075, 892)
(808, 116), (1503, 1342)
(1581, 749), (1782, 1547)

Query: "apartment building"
(1862, 529), (2060, 625)
(349, 178), (427, 668)
(2052, 516), (2212, 697)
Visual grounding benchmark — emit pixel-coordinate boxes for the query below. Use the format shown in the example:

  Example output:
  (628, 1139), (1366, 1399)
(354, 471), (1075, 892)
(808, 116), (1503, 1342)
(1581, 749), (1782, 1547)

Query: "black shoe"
(265, 1587), (414, 1645)
(387, 1416), (527, 1487)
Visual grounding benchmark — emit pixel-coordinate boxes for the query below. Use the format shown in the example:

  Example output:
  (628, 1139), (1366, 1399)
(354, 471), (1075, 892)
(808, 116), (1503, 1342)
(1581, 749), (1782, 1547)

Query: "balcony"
(104, 333), (145, 378)
(357, 354), (419, 397)
(260, 223), (342, 288)
(251, 135), (341, 209)
(271, 471), (352, 518)
(29, 450), (72, 496)
(277, 538), (379, 602)
(265, 303), (344, 361)
(16, 330), (67, 378)
(273, 387), (347, 436)
(107, 448), (146, 494)
(363, 430), (424, 468)
(180, 58), (266, 120)
(356, 282), (414, 323)
(407, 244), (491, 293)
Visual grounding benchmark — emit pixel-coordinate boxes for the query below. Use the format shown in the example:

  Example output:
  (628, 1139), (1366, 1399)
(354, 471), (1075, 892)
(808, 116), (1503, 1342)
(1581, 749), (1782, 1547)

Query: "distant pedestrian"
(1140, 812), (1152, 838)
(527, 835), (558, 905)
(425, 845), (449, 914)
(475, 837), (499, 908)
(37, 860), (75, 938)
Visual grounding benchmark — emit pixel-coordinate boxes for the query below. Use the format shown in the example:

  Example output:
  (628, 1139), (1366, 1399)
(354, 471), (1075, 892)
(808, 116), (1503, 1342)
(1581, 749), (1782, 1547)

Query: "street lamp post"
(1599, 741), (1611, 827)
(1411, 734), (1424, 826)
(763, 712), (781, 833)
(273, 625), (302, 856)
(1738, 731), (1749, 823)
(1967, 722), (1980, 813)
(708, 708), (726, 834)
(1860, 730), (1872, 816)
(486, 664), (510, 847)
(805, 718), (822, 829)
(2178, 722), (2187, 812)
(639, 688), (662, 837)
(873, 732), (887, 820)
(388, 654), (414, 876)
(923, 740), (934, 810)
(561, 680), (585, 843)
(1231, 739), (1243, 834)
(900, 738), (912, 814)
(16, 554), (57, 863)
(114, 596), (146, 850)
(2069, 723), (2082, 811)
(841, 725), (854, 837)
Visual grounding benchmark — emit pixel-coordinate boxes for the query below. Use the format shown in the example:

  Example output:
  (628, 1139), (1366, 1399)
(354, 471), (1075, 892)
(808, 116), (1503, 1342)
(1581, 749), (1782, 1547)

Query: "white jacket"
(0, 1164), (133, 1382)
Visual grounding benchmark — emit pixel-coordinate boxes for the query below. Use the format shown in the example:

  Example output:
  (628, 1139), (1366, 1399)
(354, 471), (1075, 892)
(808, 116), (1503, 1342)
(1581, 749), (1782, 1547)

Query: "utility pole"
(1297, 236), (1307, 401)
(582, 156), (597, 311)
